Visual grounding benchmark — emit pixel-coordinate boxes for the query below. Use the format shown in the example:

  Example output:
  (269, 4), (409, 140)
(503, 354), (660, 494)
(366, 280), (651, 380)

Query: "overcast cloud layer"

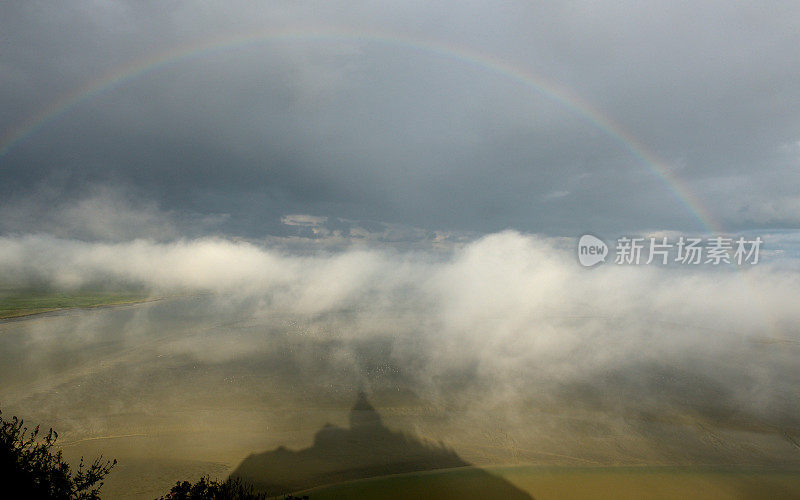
(2, 1), (800, 238)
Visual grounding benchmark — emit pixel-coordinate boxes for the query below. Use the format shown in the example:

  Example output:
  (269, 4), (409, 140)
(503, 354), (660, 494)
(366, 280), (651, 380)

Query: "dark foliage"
(159, 476), (280, 499)
(0, 409), (116, 499)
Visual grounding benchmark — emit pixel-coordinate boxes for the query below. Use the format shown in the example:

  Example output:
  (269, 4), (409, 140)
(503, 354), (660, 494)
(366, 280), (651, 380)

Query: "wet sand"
(1, 296), (799, 498)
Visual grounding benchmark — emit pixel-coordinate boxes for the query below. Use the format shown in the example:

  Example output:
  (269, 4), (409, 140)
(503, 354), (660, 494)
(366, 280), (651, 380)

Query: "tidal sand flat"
(304, 467), (800, 499)
(2, 295), (798, 498)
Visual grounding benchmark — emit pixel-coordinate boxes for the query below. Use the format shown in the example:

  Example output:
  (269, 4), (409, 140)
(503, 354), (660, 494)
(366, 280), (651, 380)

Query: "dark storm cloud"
(2, 0), (800, 238)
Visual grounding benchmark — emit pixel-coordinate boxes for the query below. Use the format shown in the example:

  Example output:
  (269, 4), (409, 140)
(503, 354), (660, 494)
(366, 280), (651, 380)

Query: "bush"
(159, 476), (271, 499)
(0, 409), (116, 499)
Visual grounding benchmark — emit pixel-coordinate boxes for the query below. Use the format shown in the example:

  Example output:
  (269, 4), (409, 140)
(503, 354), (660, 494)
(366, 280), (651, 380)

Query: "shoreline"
(0, 296), (165, 322)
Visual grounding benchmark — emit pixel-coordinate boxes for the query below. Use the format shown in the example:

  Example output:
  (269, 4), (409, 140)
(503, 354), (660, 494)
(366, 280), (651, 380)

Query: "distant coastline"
(0, 293), (162, 321)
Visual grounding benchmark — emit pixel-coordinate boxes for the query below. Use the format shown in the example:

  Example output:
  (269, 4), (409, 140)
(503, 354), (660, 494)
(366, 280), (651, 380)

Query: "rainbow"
(0, 29), (784, 338)
(0, 27), (722, 233)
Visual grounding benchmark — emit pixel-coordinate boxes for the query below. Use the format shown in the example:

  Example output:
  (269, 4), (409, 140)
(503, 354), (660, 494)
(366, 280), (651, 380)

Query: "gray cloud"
(2, 1), (799, 237)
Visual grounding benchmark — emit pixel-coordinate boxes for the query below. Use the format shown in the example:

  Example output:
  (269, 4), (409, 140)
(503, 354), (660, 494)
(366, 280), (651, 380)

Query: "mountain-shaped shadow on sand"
(230, 392), (532, 498)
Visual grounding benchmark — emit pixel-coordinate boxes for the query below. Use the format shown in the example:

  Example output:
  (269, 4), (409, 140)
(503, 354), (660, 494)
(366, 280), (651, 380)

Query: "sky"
(1, 1), (799, 242)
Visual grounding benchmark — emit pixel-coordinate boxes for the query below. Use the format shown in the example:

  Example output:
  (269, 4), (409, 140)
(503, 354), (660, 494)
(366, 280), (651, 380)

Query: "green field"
(0, 289), (152, 319)
(301, 466), (800, 500)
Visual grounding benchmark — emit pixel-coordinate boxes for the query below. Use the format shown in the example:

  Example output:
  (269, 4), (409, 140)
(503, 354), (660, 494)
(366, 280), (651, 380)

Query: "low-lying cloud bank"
(1, 230), (797, 328)
(2, 231), (799, 429)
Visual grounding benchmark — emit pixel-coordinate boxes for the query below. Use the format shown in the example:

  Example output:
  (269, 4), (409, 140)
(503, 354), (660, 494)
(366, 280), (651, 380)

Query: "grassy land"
(0, 289), (153, 319)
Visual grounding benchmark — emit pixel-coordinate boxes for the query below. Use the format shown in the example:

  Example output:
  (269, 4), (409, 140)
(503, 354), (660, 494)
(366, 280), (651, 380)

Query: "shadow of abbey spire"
(230, 392), (532, 498)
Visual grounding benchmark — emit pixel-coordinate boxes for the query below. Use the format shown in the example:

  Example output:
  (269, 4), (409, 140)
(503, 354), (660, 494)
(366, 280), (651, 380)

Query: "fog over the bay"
(1, 229), (799, 433)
